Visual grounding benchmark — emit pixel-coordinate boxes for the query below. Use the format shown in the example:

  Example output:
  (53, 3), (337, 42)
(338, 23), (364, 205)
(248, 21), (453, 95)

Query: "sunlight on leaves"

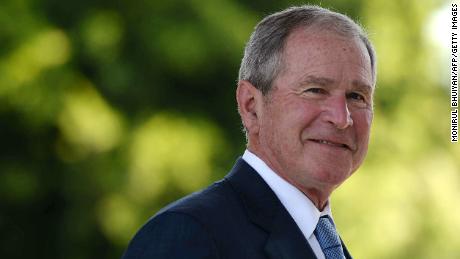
(127, 112), (224, 203)
(0, 28), (70, 94)
(57, 79), (123, 161)
(97, 194), (140, 246)
(80, 10), (124, 63)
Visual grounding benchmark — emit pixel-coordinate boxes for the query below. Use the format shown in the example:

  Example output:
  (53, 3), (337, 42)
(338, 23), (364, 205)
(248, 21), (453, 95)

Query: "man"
(123, 5), (376, 259)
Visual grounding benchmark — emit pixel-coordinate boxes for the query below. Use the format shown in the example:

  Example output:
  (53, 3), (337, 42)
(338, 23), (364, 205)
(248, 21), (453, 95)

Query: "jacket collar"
(225, 158), (318, 259)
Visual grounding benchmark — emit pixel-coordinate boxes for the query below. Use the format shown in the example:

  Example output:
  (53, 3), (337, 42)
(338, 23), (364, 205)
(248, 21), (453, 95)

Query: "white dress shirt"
(242, 149), (335, 259)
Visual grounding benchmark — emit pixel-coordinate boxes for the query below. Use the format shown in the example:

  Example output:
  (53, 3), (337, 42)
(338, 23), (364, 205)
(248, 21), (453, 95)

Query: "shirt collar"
(242, 149), (333, 239)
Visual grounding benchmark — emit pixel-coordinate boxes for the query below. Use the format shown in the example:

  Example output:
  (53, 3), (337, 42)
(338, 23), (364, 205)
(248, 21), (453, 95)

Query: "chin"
(312, 166), (352, 186)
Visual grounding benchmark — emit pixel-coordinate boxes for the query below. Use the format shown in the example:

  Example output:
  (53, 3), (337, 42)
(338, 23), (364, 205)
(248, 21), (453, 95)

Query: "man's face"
(255, 29), (374, 191)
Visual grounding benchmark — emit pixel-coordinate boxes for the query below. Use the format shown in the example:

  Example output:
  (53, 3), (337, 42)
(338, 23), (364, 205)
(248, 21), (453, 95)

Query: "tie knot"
(314, 216), (346, 259)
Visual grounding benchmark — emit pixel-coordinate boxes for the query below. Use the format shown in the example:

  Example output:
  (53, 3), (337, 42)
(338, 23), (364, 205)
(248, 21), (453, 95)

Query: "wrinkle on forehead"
(280, 28), (373, 84)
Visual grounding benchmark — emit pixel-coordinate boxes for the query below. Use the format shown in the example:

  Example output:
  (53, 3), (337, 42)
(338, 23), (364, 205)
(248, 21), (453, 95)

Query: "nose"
(323, 96), (353, 129)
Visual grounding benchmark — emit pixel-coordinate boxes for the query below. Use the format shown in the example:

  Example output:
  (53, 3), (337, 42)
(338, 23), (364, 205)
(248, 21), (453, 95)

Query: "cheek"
(351, 110), (372, 162)
(352, 110), (372, 136)
(298, 102), (323, 132)
(295, 100), (323, 121)
(263, 98), (323, 142)
(350, 111), (372, 171)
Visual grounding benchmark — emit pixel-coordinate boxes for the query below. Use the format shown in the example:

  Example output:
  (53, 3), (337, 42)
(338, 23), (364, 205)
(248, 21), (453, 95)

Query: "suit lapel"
(263, 208), (317, 259)
(341, 239), (353, 259)
(226, 159), (317, 259)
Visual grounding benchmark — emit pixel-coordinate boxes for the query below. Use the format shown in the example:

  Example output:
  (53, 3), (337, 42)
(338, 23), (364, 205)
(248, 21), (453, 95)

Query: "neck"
(274, 172), (333, 210)
(302, 188), (331, 211)
(247, 144), (334, 211)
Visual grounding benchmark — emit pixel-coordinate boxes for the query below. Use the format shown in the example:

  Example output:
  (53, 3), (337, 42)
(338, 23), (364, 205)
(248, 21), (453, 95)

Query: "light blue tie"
(314, 215), (346, 259)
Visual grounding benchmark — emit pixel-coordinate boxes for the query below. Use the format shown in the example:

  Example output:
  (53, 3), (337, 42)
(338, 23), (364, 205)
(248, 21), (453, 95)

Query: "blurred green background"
(0, 0), (459, 258)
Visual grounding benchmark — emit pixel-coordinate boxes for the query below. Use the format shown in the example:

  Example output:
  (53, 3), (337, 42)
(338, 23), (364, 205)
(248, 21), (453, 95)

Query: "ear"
(236, 80), (263, 135)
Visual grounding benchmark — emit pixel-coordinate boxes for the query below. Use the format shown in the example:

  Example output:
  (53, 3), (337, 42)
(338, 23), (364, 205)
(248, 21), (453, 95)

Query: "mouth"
(309, 139), (352, 150)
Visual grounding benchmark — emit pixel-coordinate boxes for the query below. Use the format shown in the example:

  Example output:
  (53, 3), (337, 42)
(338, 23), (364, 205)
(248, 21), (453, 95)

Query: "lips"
(309, 138), (352, 150)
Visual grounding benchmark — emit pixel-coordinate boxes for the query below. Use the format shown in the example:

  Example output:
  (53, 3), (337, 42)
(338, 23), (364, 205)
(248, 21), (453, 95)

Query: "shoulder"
(122, 179), (239, 259)
(122, 210), (220, 259)
(160, 179), (235, 218)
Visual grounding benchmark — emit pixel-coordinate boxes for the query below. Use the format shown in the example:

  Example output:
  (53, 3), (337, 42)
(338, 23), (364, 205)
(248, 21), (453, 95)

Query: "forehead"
(279, 28), (373, 85)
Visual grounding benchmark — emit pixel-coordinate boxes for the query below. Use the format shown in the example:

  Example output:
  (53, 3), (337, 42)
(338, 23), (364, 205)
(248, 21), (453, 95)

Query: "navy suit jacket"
(122, 159), (352, 259)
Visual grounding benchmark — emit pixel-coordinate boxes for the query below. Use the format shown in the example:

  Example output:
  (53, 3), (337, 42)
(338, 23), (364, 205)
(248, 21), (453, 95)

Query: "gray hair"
(238, 5), (377, 94)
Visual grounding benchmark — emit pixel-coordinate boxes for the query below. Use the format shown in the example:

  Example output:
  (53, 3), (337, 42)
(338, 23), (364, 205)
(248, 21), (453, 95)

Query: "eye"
(347, 92), (366, 102)
(304, 88), (327, 94)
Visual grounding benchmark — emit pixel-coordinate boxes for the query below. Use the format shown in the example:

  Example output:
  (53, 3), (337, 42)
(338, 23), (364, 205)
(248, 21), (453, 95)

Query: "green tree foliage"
(0, 0), (457, 258)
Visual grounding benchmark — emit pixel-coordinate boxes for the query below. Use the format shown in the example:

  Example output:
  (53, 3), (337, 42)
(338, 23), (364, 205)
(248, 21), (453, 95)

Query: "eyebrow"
(351, 80), (373, 96)
(298, 75), (373, 95)
(298, 76), (335, 87)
